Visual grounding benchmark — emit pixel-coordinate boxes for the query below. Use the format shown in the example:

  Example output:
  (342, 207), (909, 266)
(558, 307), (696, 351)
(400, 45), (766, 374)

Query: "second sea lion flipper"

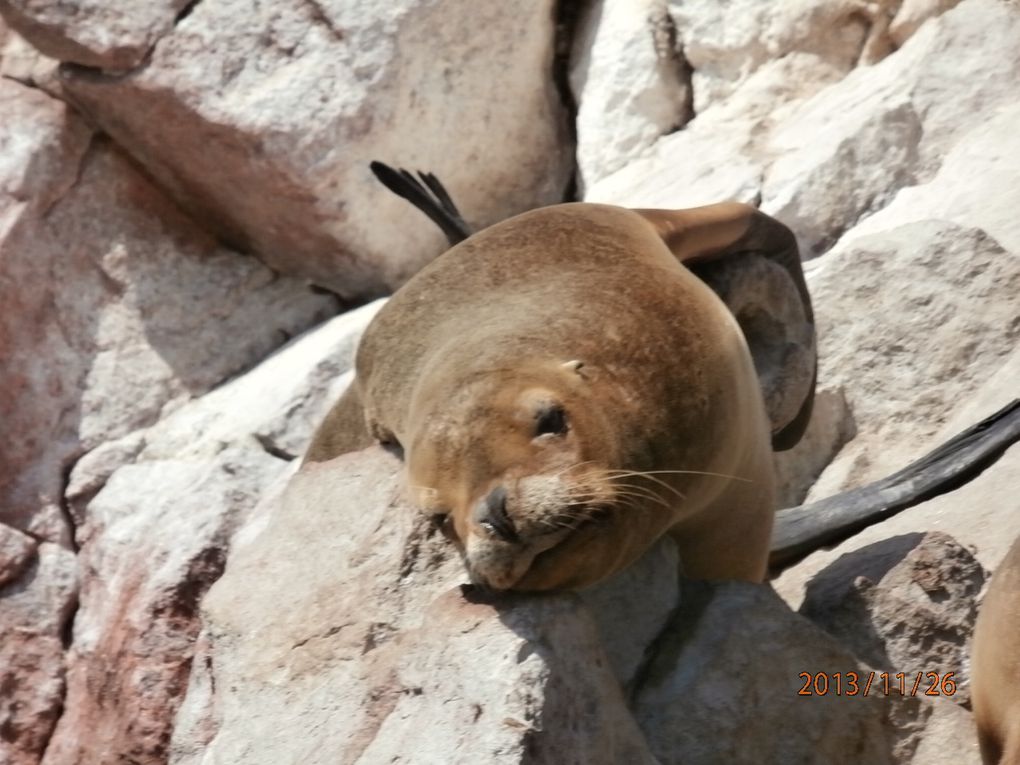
(635, 203), (816, 452)
(369, 161), (472, 246)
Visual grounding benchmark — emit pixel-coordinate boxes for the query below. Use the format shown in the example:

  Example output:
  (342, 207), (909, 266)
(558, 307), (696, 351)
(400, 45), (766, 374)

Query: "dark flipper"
(369, 161), (472, 246)
(770, 399), (1020, 569)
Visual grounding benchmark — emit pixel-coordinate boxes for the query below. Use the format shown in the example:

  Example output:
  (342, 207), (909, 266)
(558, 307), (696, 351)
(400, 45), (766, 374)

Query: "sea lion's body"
(307, 201), (812, 591)
(972, 536), (1020, 764)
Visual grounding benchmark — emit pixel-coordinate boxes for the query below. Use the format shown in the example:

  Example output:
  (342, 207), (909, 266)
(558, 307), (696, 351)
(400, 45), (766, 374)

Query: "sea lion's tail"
(370, 161), (472, 246)
(770, 398), (1020, 570)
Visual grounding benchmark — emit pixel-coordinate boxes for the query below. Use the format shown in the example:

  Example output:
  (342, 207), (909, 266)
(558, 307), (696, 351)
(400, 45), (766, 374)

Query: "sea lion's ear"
(635, 204), (816, 451)
(561, 360), (585, 373)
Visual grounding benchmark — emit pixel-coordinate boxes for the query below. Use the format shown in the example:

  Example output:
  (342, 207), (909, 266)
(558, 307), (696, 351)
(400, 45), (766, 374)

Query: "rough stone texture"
(773, 385), (856, 508)
(585, 51), (848, 210)
(775, 349), (1020, 609)
(59, 0), (572, 299)
(0, 543), (76, 765)
(632, 580), (898, 763)
(801, 221), (1020, 495)
(667, 0), (895, 113)
(0, 0), (185, 70)
(42, 445), (288, 765)
(888, 0), (962, 45)
(169, 450), (659, 764)
(41, 301), (381, 765)
(0, 523), (37, 587)
(761, 0), (1020, 256)
(800, 532), (985, 705)
(849, 101), (1020, 256)
(0, 77), (336, 543)
(569, 0), (690, 192)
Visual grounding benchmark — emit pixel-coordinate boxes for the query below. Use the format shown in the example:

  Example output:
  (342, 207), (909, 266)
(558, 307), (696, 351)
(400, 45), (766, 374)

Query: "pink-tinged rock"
(42, 445), (290, 765)
(170, 449), (664, 764)
(59, 0), (572, 300)
(0, 0), (186, 70)
(0, 523), (37, 587)
(0, 76), (335, 543)
(0, 543), (76, 765)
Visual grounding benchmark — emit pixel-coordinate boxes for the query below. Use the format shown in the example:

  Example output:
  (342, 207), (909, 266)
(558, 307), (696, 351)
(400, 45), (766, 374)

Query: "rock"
(848, 101), (1020, 256)
(774, 345), (1020, 610)
(45, 300), (381, 765)
(774, 385), (856, 508)
(761, 0), (1020, 256)
(762, 94), (922, 256)
(0, 13), (59, 89)
(42, 445), (289, 765)
(801, 221), (1020, 495)
(0, 523), (37, 587)
(889, 0), (962, 45)
(0, 543), (77, 765)
(893, 697), (982, 764)
(0, 76), (336, 543)
(667, 0), (894, 113)
(0, 0), (185, 70)
(569, 0), (690, 192)
(800, 532), (985, 705)
(584, 51), (851, 209)
(58, 0), (572, 299)
(631, 580), (899, 763)
(169, 449), (661, 764)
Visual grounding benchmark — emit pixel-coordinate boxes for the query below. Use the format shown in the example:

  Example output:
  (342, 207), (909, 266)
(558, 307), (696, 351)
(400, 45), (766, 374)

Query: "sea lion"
(305, 175), (815, 591)
(972, 535), (1020, 764)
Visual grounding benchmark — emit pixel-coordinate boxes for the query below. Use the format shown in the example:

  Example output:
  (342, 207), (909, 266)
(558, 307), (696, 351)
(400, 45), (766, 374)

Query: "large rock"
(169, 446), (929, 763)
(667, 0), (895, 114)
(57, 0), (571, 299)
(848, 101), (1020, 256)
(0, 543), (76, 765)
(775, 350), (1020, 608)
(569, 0), (690, 192)
(0, 76), (335, 544)
(801, 221), (1020, 494)
(800, 532), (985, 705)
(761, 0), (1020, 256)
(0, 0), (184, 70)
(44, 301), (382, 765)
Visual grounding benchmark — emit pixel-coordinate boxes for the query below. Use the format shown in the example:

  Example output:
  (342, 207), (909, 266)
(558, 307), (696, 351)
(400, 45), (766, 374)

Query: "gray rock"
(58, 0), (572, 299)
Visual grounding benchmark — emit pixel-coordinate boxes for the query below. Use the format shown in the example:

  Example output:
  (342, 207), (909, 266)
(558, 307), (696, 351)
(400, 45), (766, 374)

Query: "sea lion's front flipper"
(304, 379), (374, 464)
(636, 204), (816, 452)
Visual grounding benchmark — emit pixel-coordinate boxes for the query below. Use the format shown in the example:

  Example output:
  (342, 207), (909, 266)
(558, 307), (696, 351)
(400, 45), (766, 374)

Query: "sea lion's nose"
(473, 486), (519, 543)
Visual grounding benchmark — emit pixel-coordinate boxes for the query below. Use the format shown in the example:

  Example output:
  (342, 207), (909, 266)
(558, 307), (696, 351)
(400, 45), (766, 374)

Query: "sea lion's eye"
(534, 405), (568, 437)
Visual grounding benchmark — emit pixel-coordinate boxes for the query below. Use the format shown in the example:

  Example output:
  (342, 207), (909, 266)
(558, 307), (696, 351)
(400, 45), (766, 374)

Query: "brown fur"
(305, 202), (810, 591)
(973, 536), (1020, 764)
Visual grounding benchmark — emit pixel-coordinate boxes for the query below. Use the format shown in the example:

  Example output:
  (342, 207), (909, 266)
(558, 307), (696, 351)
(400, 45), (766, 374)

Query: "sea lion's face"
(407, 361), (674, 591)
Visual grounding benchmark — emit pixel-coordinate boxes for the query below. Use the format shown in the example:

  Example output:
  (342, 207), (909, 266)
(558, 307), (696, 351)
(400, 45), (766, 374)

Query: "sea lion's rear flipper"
(770, 399), (1020, 570)
(369, 161), (472, 246)
(636, 204), (816, 451)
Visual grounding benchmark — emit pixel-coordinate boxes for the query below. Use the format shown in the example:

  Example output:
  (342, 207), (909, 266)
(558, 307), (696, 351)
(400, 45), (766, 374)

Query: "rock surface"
(57, 0), (572, 299)
(3, 0), (1020, 761)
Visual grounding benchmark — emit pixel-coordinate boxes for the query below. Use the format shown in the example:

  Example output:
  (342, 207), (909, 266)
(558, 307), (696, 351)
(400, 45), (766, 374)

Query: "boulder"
(801, 221), (1020, 495)
(799, 532), (985, 705)
(0, 76), (335, 544)
(43, 302), (382, 765)
(761, 0), (1020, 256)
(0, 0), (185, 70)
(569, 0), (690, 191)
(56, 0), (572, 299)
(0, 543), (77, 765)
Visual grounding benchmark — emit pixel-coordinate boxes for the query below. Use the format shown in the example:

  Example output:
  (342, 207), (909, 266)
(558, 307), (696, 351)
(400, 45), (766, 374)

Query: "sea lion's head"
(405, 358), (678, 592)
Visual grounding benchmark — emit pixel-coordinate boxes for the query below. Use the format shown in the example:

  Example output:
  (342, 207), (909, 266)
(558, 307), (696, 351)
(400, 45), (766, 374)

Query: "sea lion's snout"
(473, 485), (519, 543)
